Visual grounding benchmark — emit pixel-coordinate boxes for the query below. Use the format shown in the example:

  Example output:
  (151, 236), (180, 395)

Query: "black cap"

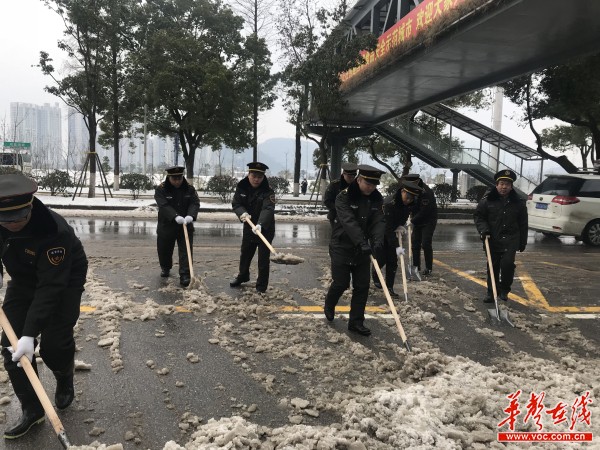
(494, 169), (517, 183)
(401, 180), (423, 196)
(165, 166), (185, 176)
(358, 164), (384, 185)
(247, 162), (269, 173)
(0, 174), (37, 222)
(403, 173), (425, 187)
(341, 162), (358, 175)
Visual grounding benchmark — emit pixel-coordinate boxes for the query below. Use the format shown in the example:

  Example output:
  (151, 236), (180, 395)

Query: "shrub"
(39, 170), (74, 196)
(120, 173), (154, 199)
(385, 181), (400, 196)
(0, 166), (22, 175)
(433, 182), (456, 209)
(466, 185), (489, 203)
(205, 175), (238, 202)
(268, 176), (290, 199)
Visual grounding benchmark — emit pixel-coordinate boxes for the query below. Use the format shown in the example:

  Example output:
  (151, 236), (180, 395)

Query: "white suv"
(527, 173), (600, 246)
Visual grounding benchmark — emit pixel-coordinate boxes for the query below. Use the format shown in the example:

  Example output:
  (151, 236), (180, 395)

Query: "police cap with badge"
(357, 164), (384, 185)
(165, 165), (185, 177)
(401, 180), (423, 196)
(247, 162), (269, 173)
(0, 174), (37, 223)
(494, 169), (517, 184)
(341, 162), (358, 175)
(403, 173), (424, 187)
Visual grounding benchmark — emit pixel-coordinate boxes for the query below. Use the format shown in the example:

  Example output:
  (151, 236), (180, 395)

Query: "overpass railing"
(383, 117), (540, 196)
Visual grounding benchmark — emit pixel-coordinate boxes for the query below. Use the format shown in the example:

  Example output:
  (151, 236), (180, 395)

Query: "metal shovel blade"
(487, 303), (515, 327)
(412, 267), (421, 282)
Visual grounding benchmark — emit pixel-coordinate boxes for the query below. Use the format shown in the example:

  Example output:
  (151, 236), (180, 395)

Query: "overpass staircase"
(374, 111), (540, 197)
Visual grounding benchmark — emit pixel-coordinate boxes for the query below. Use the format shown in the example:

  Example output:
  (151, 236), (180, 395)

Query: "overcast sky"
(0, 0), (573, 170)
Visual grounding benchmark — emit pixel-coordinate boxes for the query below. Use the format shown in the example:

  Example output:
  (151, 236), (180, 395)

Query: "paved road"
(0, 220), (598, 449)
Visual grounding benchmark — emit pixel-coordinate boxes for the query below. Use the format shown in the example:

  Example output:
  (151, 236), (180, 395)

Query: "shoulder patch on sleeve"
(270, 195), (277, 204)
(47, 247), (66, 265)
(421, 199), (430, 206)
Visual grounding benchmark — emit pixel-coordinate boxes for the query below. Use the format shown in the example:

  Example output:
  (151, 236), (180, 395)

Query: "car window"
(532, 177), (582, 196)
(578, 180), (600, 198)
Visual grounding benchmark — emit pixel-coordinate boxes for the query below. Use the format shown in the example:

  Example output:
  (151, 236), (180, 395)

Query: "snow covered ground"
(3, 193), (597, 450)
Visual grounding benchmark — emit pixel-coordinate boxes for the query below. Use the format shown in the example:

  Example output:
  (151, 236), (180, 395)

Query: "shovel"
(396, 230), (409, 302)
(182, 223), (200, 289)
(370, 255), (411, 351)
(406, 219), (421, 282)
(0, 309), (72, 449)
(243, 217), (304, 265)
(484, 236), (514, 327)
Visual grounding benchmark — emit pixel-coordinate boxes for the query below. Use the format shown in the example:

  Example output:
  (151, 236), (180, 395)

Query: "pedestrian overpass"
(312, 0), (600, 184)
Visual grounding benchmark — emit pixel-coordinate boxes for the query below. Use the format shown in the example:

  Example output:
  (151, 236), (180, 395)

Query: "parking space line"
(540, 261), (600, 272)
(434, 259), (600, 313)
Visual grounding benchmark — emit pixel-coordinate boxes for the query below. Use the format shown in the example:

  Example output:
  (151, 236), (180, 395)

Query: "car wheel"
(582, 220), (600, 246)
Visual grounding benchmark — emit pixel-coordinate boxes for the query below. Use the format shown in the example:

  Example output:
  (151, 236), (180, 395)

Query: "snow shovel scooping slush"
(484, 236), (514, 327)
(370, 255), (411, 351)
(0, 309), (72, 449)
(182, 223), (201, 289)
(243, 217), (304, 265)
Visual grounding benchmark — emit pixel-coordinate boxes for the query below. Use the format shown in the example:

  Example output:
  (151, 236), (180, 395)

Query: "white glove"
(252, 224), (262, 235)
(184, 215), (193, 224)
(239, 212), (250, 223)
(396, 247), (405, 256)
(396, 226), (407, 236)
(0, 273), (3, 289)
(10, 336), (35, 367)
(175, 216), (185, 225)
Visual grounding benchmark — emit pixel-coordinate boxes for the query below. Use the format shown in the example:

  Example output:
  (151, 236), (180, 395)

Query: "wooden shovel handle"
(396, 231), (409, 298)
(484, 236), (498, 300)
(243, 217), (278, 255)
(370, 255), (410, 347)
(0, 308), (67, 438)
(182, 223), (194, 279)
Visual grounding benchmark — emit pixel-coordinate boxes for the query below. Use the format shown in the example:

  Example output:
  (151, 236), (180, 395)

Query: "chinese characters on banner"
(497, 390), (593, 443)
(340, 0), (465, 83)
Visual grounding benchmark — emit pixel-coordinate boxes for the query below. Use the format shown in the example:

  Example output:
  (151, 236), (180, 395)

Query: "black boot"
(230, 275), (249, 287)
(4, 407), (45, 439)
(53, 360), (75, 410)
(4, 360), (45, 439)
(180, 276), (191, 287)
(160, 267), (170, 277)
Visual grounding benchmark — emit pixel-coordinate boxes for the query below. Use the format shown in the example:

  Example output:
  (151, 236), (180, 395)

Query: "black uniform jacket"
(232, 177), (276, 237)
(330, 181), (385, 264)
(383, 190), (417, 248)
(324, 176), (351, 224)
(0, 198), (88, 337)
(411, 184), (438, 226)
(154, 178), (200, 227)
(474, 187), (528, 252)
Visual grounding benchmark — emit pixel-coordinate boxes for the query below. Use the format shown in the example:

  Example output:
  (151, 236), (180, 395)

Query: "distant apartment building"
(9, 102), (62, 169)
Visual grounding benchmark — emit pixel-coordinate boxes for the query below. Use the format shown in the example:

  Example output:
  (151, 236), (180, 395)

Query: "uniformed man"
(474, 169), (528, 302)
(324, 164), (385, 336)
(372, 180), (422, 296)
(323, 162), (358, 226)
(404, 173), (438, 277)
(0, 174), (88, 439)
(154, 165), (200, 287)
(230, 162), (276, 294)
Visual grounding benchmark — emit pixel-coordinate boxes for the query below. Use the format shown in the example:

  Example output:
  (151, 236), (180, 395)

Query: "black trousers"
(487, 248), (517, 295)
(157, 223), (193, 277)
(325, 254), (370, 326)
(237, 231), (273, 291)
(1, 283), (83, 409)
(412, 220), (437, 271)
(372, 239), (398, 289)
